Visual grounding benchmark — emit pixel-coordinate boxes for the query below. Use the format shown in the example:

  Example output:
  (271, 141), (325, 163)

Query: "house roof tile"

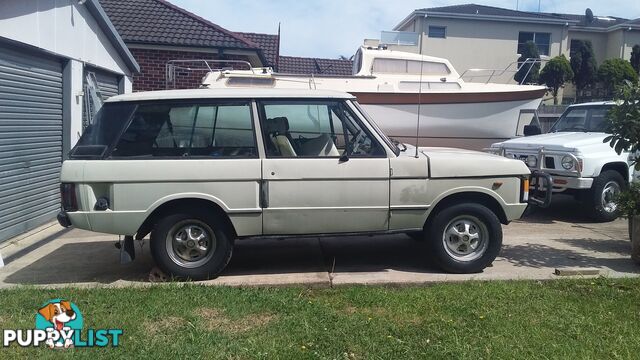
(99, 0), (255, 49)
(278, 56), (353, 76)
(419, 3), (636, 29)
(236, 32), (279, 68)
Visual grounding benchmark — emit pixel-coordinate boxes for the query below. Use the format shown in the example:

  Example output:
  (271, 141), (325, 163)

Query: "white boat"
(192, 46), (547, 150)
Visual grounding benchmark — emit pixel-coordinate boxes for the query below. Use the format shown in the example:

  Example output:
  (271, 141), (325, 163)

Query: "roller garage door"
(0, 44), (64, 243)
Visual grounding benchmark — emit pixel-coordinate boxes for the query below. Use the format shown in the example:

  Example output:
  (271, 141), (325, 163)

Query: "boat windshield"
(550, 106), (613, 133)
(350, 100), (400, 156)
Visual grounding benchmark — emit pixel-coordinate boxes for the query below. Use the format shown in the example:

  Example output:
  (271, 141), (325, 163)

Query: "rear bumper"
(57, 211), (72, 228)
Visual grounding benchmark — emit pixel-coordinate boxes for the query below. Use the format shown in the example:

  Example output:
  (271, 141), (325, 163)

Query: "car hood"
(404, 145), (530, 178)
(492, 132), (609, 152)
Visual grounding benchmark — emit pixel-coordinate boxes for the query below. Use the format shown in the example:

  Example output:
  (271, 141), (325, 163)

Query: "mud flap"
(529, 171), (553, 208)
(117, 236), (136, 264)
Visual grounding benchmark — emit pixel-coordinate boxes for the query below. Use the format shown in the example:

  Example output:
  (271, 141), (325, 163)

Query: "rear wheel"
(587, 170), (626, 222)
(406, 231), (425, 241)
(151, 212), (233, 280)
(427, 203), (502, 273)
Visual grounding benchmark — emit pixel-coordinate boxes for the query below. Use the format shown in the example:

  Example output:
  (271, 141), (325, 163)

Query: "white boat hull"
(362, 97), (542, 150)
(199, 45), (547, 151)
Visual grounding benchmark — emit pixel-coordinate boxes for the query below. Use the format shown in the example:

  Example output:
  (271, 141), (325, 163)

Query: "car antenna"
(414, 53), (425, 158)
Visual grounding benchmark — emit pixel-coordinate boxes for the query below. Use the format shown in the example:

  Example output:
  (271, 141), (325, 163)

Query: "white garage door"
(0, 44), (64, 243)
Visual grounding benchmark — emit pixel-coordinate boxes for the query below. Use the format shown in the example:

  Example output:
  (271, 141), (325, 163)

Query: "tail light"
(60, 183), (78, 212)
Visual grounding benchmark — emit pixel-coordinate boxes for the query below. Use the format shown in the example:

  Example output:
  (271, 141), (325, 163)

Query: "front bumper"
(549, 176), (593, 190)
(57, 211), (72, 228)
(491, 147), (583, 177)
(528, 171), (553, 208)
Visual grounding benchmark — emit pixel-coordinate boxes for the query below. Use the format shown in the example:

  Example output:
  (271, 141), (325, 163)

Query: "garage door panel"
(0, 135), (61, 145)
(0, 77), (64, 95)
(0, 81), (63, 96)
(0, 63), (63, 84)
(0, 155), (61, 172)
(0, 112), (62, 120)
(0, 99), (63, 111)
(0, 145), (62, 162)
(0, 138), (61, 151)
(0, 43), (63, 242)
(0, 165), (61, 186)
(0, 92), (63, 105)
(0, 177), (59, 199)
(0, 73), (62, 93)
(1, 188), (60, 213)
(0, 130), (60, 139)
(0, 204), (60, 234)
(0, 161), (62, 180)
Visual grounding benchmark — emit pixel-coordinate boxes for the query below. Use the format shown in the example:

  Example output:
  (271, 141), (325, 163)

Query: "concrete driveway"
(0, 195), (637, 288)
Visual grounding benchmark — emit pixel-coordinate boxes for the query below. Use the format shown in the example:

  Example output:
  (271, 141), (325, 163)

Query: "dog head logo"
(35, 299), (83, 348)
(38, 301), (76, 331)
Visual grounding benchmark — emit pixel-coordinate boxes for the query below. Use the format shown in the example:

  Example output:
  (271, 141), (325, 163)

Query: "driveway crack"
(316, 237), (334, 288)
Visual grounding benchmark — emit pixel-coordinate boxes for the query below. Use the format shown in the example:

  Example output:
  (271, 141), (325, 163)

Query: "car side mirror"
(523, 125), (541, 136)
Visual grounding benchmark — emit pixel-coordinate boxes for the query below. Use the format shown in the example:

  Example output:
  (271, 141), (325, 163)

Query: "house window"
(428, 26), (447, 38)
(518, 32), (551, 56)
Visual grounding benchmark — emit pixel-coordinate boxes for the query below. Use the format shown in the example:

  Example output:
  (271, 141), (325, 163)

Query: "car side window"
(110, 102), (256, 158)
(259, 101), (384, 158)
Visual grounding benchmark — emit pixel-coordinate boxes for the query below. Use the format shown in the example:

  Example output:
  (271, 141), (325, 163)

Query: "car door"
(257, 99), (390, 235)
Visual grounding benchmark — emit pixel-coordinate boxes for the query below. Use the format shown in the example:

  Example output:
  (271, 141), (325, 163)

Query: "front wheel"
(587, 170), (626, 222)
(427, 203), (502, 273)
(150, 212), (233, 280)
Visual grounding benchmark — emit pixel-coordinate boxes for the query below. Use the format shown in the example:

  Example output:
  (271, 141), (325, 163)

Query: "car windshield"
(550, 106), (612, 133)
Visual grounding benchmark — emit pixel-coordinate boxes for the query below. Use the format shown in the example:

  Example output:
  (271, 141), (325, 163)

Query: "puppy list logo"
(2, 298), (123, 348)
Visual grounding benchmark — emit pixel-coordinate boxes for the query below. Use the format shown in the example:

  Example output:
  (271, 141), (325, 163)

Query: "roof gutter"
(85, 0), (140, 74)
(394, 10), (579, 30)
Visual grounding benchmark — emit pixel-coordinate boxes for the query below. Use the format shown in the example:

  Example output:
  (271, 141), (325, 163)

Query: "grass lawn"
(1, 278), (639, 359)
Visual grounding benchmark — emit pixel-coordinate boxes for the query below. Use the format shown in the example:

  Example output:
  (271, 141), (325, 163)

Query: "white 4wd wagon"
(490, 102), (638, 222)
(58, 88), (532, 279)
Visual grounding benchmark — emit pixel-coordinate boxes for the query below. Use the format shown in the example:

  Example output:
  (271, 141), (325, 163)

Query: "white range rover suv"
(490, 102), (638, 222)
(58, 88), (534, 279)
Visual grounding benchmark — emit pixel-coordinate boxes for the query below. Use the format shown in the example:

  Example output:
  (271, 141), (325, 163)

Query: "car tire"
(151, 212), (233, 280)
(631, 217), (640, 264)
(587, 170), (626, 222)
(407, 231), (425, 241)
(427, 203), (502, 273)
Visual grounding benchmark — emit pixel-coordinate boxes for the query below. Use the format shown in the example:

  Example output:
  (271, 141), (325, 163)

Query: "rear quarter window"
(69, 100), (258, 159)
(111, 101), (257, 158)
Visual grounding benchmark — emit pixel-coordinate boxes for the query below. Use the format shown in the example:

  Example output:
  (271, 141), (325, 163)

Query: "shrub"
(539, 55), (573, 104)
(598, 58), (639, 96)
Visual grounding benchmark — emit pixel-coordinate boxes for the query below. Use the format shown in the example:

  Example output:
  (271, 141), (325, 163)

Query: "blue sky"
(169, 0), (640, 59)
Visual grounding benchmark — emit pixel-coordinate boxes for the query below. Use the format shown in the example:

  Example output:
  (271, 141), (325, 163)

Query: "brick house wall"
(130, 48), (251, 91)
